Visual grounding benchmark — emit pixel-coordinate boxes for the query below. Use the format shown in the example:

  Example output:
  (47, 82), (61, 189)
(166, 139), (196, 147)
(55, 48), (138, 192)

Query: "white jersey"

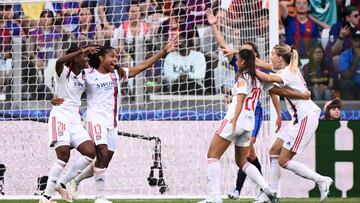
(50, 66), (86, 122)
(278, 66), (320, 124)
(224, 73), (263, 131)
(85, 68), (129, 129)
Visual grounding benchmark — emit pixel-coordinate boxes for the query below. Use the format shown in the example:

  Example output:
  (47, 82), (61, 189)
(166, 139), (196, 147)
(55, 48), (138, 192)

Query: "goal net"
(0, 0), (275, 198)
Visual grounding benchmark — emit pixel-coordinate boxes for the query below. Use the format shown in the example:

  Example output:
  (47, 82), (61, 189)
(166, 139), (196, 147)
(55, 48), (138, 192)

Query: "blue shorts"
(252, 102), (263, 137)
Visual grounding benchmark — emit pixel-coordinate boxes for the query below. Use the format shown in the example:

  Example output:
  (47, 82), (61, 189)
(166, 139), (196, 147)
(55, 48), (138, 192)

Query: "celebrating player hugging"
(255, 44), (333, 202)
(198, 49), (277, 203)
(45, 37), (178, 203)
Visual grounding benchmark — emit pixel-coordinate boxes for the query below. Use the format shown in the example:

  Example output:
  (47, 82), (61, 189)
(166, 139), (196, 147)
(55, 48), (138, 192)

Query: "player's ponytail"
(289, 48), (299, 73)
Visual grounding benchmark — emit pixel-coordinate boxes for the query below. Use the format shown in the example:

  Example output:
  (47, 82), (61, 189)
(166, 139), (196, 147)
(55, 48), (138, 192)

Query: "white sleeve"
(56, 66), (70, 81)
(234, 78), (248, 95)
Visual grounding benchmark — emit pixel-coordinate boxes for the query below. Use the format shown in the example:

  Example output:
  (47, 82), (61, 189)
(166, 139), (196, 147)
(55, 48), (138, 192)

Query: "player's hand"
(206, 8), (217, 25)
(303, 90), (311, 100)
(219, 47), (238, 57)
(275, 116), (282, 133)
(163, 35), (180, 53)
(229, 117), (237, 135)
(82, 45), (100, 55)
(51, 95), (64, 106)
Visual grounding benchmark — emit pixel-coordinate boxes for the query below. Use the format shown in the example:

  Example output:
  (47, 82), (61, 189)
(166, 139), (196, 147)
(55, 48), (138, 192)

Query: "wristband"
(338, 36), (344, 41)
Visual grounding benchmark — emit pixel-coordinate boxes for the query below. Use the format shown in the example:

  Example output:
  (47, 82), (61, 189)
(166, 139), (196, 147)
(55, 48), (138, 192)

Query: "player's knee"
(82, 145), (96, 159)
(235, 159), (248, 169)
(55, 147), (70, 163)
(207, 150), (221, 160)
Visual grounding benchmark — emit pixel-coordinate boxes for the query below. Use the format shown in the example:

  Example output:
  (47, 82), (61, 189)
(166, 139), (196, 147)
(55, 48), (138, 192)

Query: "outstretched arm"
(128, 37), (178, 78)
(269, 86), (311, 100)
(256, 70), (283, 83)
(255, 58), (274, 72)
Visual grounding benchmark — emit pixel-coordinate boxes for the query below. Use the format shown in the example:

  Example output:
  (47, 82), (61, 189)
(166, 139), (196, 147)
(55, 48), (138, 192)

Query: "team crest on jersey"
(237, 79), (245, 88)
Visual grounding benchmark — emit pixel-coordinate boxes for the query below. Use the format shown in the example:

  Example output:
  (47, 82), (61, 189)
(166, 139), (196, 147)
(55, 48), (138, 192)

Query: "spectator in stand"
(163, 32), (206, 94)
(337, 30), (360, 100)
(71, 3), (104, 47)
(52, 2), (81, 34)
(158, 0), (198, 46)
(186, 0), (212, 26)
(280, 0), (320, 58)
(0, 4), (24, 101)
(351, 0), (360, 26)
(145, 1), (166, 43)
(308, 0), (337, 29)
(26, 10), (61, 100)
(97, 0), (130, 39)
(111, 1), (150, 61)
(323, 98), (342, 120)
(326, 6), (359, 61)
(302, 44), (334, 100)
(280, 0), (296, 17)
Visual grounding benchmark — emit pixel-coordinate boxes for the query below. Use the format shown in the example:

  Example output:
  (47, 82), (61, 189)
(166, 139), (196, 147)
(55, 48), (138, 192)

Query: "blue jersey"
(252, 101), (263, 137)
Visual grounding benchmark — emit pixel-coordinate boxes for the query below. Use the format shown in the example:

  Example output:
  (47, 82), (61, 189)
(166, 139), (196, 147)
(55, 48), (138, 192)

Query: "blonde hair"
(273, 44), (299, 73)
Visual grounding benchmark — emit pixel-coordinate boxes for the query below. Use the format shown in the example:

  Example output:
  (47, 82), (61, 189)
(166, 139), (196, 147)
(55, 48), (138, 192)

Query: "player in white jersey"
(198, 49), (276, 203)
(255, 44), (333, 202)
(71, 38), (178, 203)
(40, 46), (99, 203)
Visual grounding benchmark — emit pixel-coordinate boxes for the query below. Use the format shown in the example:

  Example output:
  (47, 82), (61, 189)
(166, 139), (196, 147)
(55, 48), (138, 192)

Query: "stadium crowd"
(0, 0), (359, 101)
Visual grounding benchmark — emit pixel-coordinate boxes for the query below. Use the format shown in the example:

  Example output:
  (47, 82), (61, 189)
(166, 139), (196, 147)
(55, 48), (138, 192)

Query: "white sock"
(94, 167), (106, 199)
(207, 158), (222, 201)
(60, 156), (93, 186)
(74, 162), (94, 185)
(269, 155), (280, 192)
(284, 160), (322, 182)
(242, 162), (268, 190)
(44, 159), (66, 197)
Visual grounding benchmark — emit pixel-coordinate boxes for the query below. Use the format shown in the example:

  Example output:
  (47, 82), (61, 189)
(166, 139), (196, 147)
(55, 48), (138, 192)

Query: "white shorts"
(86, 121), (118, 152)
(278, 110), (320, 154)
(215, 119), (251, 147)
(48, 116), (91, 149)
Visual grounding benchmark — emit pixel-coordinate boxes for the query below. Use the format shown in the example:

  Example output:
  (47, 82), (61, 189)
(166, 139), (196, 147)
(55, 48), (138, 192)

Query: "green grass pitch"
(1, 198), (360, 203)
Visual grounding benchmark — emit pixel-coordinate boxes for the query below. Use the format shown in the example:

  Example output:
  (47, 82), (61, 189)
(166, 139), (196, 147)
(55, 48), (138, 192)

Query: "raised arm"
(279, 1), (289, 21)
(55, 46), (99, 77)
(269, 85), (311, 100)
(206, 8), (233, 60)
(256, 70), (283, 83)
(128, 37), (178, 78)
